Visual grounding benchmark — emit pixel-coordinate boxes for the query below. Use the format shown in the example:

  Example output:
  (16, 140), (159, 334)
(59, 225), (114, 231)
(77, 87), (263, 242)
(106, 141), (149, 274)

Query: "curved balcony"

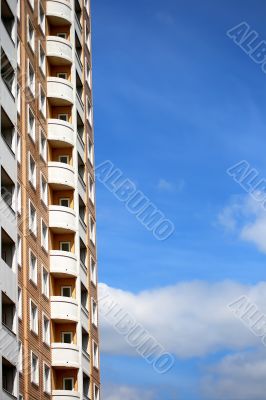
(47, 77), (73, 106)
(51, 296), (78, 323)
(52, 391), (80, 400)
(49, 205), (76, 233)
(47, 36), (73, 65)
(48, 119), (74, 148)
(46, 0), (72, 25)
(50, 250), (77, 277)
(52, 343), (79, 369)
(48, 162), (75, 190)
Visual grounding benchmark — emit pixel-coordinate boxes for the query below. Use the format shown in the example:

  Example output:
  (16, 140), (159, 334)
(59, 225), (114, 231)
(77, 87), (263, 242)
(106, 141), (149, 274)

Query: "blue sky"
(91, 1), (266, 399)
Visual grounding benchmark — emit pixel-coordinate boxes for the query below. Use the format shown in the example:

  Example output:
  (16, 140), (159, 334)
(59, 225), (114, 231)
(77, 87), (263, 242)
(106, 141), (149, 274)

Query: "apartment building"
(0, 0), (100, 399)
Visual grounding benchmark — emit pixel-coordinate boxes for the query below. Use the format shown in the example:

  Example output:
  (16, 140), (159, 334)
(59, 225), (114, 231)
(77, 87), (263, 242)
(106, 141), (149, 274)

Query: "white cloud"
(102, 384), (156, 400)
(201, 350), (266, 400)
(157, 178), (184, 192)
(99, 281), (266, 359)
(218, 194), (266, 252)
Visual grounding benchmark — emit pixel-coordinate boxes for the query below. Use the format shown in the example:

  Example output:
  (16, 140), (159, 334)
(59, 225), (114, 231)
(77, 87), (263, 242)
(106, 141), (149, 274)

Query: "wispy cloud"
(201, 349), (266, 400)
(103, 384), (156, 400)
(218, 194), (266, 252)
(156, 178), (184, 192)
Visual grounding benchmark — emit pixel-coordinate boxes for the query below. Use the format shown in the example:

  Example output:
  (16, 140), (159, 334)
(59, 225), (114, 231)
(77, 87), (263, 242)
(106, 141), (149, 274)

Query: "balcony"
(48, 119), (74, 148)
(51, 296), (78, 323)
(49, 205), (76, 233)
(48, 162), (75, 190)
(46, 0), (72, 25)
(50, 250), (77, 277)
(47, 36), (73, 65)
(51, 343), (79, 368)
(52, 391), (80, 400)
(47, 77), (73, 106)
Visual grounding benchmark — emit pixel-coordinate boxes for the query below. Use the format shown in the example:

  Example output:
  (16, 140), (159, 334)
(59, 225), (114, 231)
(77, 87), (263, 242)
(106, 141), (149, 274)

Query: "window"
(78, 155), (85, 182)
(62, 332), (72, 344)
(61, 286), (71, 297)
(59, 155), (69, 164)
(2, 358), (16, 396)
(91, 298), (98, 326)
(17, 84), (21, 115)
(27, 107), (35, 141)
(82, 330), (89, 353)
(40, 174), (48, 205)
(88, 139), (93, 165)
(1, 167), (15, 211)
(1, 50), (16, 96)
(63, 377), (74, 391)
(86, 96), (92, 125)
(2, 0), (15, 41)
(1, 108), (15, 152)
(81, 283), (88, 310)
(27, 17), (35, 51)
(18, 341), (22, 373)
(85, 58), (91, 87)
(60, 242), (70, 252)
(85, 23), (91, 51)
(29, 201), (37, 236)
(19, 395), (23, 400)
(39, 85), (46, 117)
(30, 300), (38, 334)
(17, 37), (21, 67)
(43, 364), (51, 394)
(42, 267), (49, 297)
(38, 2), (45, 34)
(57, 72), (67, 80)
(90, 258), (97, 285)
(76, 72), (83, 101)
(59, 198), (70, 207)
(42, 314), (50, 345)
(2, 292), (16, 332)
(28, 0), (34, 10)
(94, 385), (100, 400)
(58, 113), (68, 121)
(90, 216), (96, 244)
(18, 286), (22, 319)
(17, 183), (21, 215)
(77, 112), (84, 142)
(84, 0), (89, 14)
(41, 220), (48, 251)
(17, 133), (21, 163)
(39, 130), (47, 161)
(39, 42), (45, 74)
(93, 341), (99, 369)
(28, 60), (35, 96)
(17, 235), (22, 267)
(89, 176), (95, 203)
(17, 0), (21, 20)
(57, 32), (67, 39)
(80, 239), (87, 266)
(29, 153), (36, 187)
(29, 250), (37, 284)
(83, 374), (90, 398)
(31, 352), (39, 386)
(1, 229), (15, 270)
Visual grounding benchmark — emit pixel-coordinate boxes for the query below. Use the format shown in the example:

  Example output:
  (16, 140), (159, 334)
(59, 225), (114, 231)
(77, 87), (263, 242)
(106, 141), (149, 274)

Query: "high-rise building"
(0, 0), (100, 398)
